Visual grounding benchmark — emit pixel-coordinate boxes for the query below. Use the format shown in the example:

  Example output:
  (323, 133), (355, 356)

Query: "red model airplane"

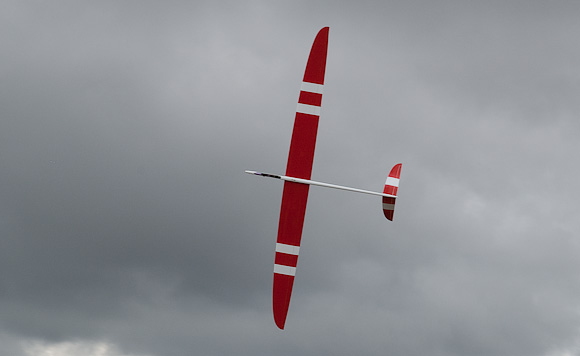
(246, 27), (402, 329)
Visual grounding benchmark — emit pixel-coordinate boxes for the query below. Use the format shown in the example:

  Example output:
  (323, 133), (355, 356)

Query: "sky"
(2, 0), (580, 355)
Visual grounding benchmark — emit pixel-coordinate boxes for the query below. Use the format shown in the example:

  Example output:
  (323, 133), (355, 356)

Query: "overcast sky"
(2, 1), (580, 355)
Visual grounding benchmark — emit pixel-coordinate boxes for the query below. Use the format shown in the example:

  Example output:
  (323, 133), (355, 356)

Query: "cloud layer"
(2, 1), (580, 355)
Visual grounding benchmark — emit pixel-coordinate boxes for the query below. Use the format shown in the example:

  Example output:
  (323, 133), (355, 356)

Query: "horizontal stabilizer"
(382, 163), (401, 221)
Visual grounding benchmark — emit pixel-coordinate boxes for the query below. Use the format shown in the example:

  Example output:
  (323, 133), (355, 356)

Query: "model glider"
(246, 27), (402, 329)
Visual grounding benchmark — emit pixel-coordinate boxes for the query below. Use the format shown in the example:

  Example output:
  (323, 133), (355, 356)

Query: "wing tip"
(275, 318), (286, 330)
(273, 304), (288, 329)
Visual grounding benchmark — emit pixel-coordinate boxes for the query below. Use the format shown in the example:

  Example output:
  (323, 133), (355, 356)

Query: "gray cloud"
(2, 0), (580, 355)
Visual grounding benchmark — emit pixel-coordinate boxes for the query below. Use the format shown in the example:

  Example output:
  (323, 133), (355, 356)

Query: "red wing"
(273, 27), (329, 329)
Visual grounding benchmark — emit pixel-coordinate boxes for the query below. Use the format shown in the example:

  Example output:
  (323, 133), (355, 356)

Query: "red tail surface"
(274, 27), (329, 329)
(382, 163), (401, 221)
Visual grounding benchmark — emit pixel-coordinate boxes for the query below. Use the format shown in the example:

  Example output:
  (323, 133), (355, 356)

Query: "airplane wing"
(273, 27), (329, 329)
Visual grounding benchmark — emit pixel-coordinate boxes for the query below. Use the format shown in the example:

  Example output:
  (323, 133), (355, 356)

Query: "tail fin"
(382, 163), (402, 221)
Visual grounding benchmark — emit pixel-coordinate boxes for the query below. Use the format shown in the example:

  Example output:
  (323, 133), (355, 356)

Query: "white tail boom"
(245, 170), (397, 199)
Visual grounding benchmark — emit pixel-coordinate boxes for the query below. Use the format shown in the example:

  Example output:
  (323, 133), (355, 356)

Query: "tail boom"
(245, 171), (396, 198)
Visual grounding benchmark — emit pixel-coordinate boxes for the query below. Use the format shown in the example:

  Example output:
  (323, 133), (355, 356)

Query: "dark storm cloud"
(0, 0), (272, 339)
(2, 0), (580, 355)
